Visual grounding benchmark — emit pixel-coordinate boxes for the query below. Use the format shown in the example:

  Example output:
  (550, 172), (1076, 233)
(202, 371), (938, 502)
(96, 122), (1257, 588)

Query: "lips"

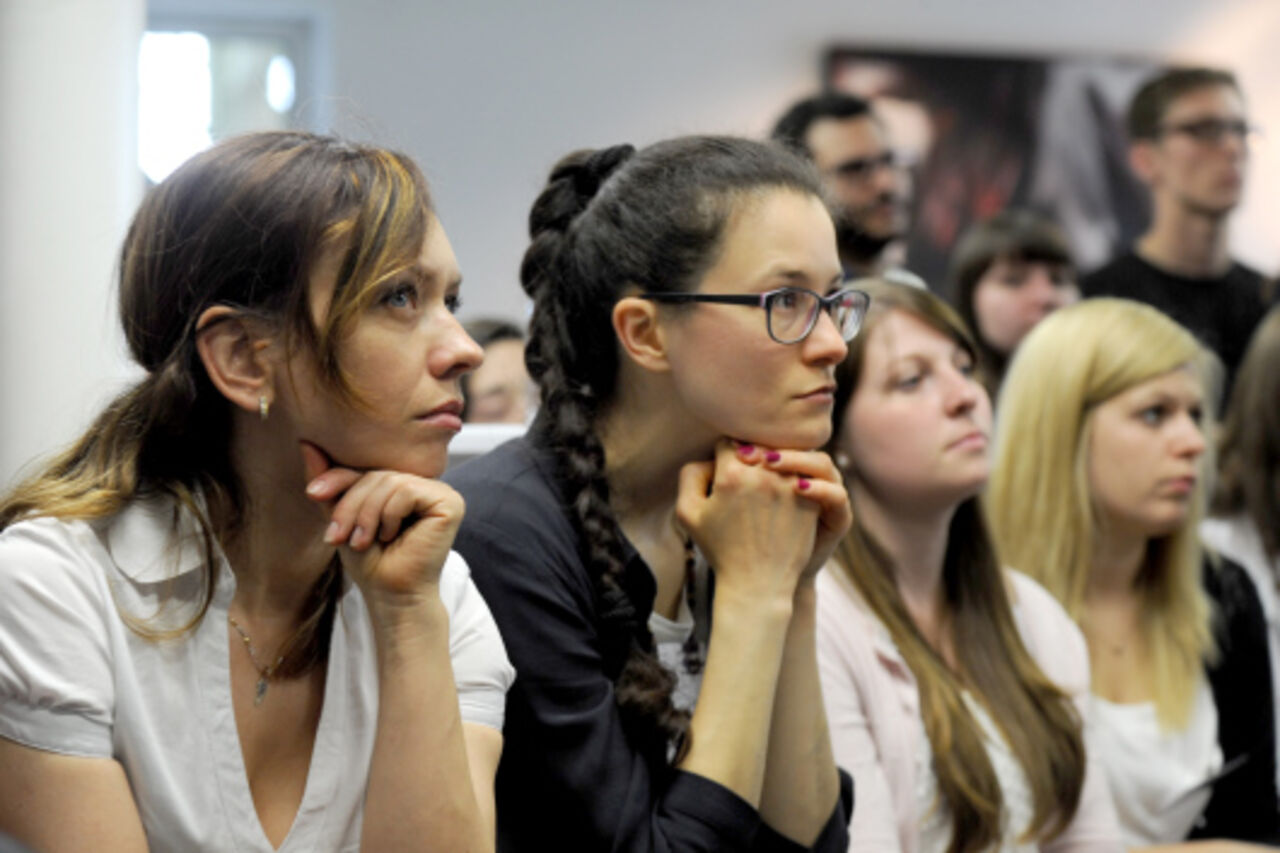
(947, 430), (987, 450)
(415, 398), (464, 431)
(421, 399), (463, 418)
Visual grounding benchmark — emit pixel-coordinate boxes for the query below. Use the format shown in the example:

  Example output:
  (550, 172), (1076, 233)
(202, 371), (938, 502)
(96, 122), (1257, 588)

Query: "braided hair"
(519, 136), (824, 764)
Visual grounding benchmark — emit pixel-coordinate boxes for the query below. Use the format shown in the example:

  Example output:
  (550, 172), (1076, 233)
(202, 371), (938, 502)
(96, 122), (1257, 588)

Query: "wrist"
(363, 587), (449, 644)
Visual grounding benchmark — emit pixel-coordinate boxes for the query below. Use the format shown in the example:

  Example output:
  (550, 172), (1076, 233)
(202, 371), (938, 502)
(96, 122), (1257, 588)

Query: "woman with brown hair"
(816, 276), (1120, 852)
(446, 136), (858, 851)
(1203, 305), (1280, 798)
(0, 132), (514, 852)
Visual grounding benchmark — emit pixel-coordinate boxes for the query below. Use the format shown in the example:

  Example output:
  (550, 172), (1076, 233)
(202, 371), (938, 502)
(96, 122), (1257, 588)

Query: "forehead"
(701, 189), (840, 288)
(864, 308), (958, 364)
(1161, 83), (1245, 123)
(1111, 366), (1203, 405)
(805, 115), (888, 164)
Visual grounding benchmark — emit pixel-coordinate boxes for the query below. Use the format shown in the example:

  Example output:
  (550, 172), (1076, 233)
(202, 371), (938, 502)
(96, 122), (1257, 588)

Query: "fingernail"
(306, 480), (325, 496)
(324, 521), (340, 544)
(798, 478), (811, 490)
(352, 526), (366, 546)
(737, 443), (755, 455)
(766, 451), (781, 463)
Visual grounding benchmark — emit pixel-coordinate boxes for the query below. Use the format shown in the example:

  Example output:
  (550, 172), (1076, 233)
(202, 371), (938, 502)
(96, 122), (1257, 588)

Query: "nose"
(431, 314), (486, 381)
(942, 364), (981, 416)
(802, 307), (848, 367)
(1024, 269), (1071, 310)
(1171, 411), (1207, 460)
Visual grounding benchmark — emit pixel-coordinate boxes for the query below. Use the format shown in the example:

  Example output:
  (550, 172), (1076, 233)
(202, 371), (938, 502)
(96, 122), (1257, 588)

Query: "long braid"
(522, 147), (689, 763)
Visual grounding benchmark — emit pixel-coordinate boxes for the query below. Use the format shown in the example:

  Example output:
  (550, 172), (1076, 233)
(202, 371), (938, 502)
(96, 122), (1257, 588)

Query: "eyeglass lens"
(765, 289), (865, 343)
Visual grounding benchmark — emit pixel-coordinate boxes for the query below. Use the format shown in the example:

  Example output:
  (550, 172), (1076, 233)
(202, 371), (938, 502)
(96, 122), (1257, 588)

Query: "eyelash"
(445, 292), (462, 314)
(380, 281), (419, 310)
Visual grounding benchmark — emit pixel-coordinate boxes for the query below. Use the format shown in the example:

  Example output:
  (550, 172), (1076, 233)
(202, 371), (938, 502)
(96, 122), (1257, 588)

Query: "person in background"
(772, 92), (911, 278)
(949, 208), (1079, 400)
(447, 136), (859, 851)
(461, 318), (534, 424)
(817, 276), (1121, 852)
(1080, 67), (1272, 398)
(1203, 306), (1280, 801)
(988, 298), (1279, 849)
(0, 132), (514, 853)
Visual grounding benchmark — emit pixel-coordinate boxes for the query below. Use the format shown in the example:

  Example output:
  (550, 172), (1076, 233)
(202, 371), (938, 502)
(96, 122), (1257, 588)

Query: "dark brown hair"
(520, 136), (824, 766)
(1127, 66), (1241, 140)
(0, 131), (433, 670)
(830, 278), (1086, 852)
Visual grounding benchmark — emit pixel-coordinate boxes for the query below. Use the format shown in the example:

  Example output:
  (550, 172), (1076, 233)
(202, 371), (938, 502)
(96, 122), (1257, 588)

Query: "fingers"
(797, 478), (853, 538)
(301, 441), (362, 504)
(675, 460), (715, 530)
(299, 440), (331, 483)
(754, 448), (842, 485)
(322, 472), (463, 552)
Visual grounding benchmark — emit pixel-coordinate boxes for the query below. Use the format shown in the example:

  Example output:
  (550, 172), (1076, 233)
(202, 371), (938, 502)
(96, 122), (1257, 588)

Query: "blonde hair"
(0, 132), (434, 668)
(830, 278), (1085, 853)
(987, 298), (1215, 727)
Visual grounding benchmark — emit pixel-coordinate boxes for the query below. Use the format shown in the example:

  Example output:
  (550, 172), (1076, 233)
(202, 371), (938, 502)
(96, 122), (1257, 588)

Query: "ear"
(194, 306), (275, 416)
(612, 295), (671, 373)
(1129, 140), (1159, 185)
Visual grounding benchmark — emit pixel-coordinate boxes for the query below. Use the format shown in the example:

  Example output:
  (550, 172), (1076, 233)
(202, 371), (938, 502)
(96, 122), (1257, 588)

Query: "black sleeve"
(752, 770), (854, 853)
(449, 448), (851, 852)
(1194, 558), (1280, 842)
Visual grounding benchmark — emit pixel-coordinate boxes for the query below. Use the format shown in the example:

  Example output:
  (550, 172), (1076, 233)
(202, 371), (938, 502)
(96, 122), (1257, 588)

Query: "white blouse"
(1089, 678), (1222, 846)
(0, 497), (514, 853)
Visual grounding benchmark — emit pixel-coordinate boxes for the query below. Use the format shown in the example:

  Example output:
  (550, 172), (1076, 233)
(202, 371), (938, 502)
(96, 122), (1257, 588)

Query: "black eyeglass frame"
(1156, 118), (1259, 145)
(639, 285), (871, 344)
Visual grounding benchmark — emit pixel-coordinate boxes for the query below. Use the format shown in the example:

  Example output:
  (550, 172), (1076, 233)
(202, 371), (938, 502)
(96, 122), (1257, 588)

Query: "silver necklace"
(227, 616), (286, 706)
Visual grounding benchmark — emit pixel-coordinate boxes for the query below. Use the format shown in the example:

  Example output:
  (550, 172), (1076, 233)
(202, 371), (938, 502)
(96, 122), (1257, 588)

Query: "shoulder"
(1005, 568), (1090, 690)
(0, 515), (113, 609)
(1079, 252), (1142, 297)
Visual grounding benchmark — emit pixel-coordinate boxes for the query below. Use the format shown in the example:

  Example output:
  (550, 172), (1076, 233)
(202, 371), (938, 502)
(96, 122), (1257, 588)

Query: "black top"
(1192, 556), (1280, 841)
(1080, 251), (1271, 398)
(446, 431), (854, 852)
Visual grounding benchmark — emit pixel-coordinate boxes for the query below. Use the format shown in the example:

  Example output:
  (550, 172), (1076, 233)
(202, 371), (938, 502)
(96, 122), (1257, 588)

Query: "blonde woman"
(988, 298), (1279, 848)
(1204, 306), (1280, 797)
(816, 277), (1121, 852)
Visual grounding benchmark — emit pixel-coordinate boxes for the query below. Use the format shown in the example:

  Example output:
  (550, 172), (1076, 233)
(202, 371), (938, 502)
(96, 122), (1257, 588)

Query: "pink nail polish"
(737, 443), (755, 455)
(766, 451), (781, 463)
(797, 478), (811, 490)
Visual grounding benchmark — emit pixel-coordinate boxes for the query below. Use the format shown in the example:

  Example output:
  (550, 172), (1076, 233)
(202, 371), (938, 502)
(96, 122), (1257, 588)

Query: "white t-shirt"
(0, 497), (514, 853)
(1090, 679), (1222, 846)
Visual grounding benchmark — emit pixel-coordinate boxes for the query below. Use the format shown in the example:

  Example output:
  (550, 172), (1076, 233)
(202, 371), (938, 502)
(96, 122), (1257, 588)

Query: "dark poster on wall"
(824, 46), (1165, 293)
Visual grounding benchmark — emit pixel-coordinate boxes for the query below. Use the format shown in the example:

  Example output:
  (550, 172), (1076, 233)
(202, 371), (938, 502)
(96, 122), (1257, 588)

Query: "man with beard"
(772, 92), (910, 277)
(1082, 67), (1272, 394)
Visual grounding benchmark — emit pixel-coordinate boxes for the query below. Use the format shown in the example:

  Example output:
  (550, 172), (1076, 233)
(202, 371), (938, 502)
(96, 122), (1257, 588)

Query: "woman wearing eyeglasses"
(446, 137), (860, 851)
(815, 277), (1122, 852)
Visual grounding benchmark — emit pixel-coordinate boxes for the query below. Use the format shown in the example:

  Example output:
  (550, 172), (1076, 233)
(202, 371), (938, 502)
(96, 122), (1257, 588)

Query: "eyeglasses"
(640, 285), (871, 344)
(827, 150), (898, 182)
(1158, 118), (1258, 145)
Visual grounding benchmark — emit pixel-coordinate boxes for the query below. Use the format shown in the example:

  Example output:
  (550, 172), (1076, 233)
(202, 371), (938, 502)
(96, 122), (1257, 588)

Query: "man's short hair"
(770, 91), (873, 159)
(1127, 66), (1241, 141)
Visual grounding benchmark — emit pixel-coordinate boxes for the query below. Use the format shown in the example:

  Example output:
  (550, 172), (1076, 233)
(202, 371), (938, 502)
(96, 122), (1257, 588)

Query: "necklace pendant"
(254, 677), (268, 706)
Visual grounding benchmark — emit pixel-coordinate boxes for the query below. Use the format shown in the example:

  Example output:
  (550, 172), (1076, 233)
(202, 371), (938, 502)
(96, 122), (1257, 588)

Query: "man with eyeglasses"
(1081, 66), (1272, 395)
(772, 92), (911, 278)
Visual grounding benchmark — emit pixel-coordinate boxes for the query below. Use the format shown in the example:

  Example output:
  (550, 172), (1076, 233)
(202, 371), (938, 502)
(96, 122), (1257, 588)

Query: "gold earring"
(259, 396), (270, 421)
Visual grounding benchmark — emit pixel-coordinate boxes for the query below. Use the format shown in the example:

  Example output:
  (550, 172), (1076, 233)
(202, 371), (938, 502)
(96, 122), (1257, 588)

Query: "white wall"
(0, 0), (144, 488)
(4, 0), (1278, 486)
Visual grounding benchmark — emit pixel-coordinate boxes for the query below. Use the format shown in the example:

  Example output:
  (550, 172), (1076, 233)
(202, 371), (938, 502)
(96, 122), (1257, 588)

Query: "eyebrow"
(766, 267), (845, 290)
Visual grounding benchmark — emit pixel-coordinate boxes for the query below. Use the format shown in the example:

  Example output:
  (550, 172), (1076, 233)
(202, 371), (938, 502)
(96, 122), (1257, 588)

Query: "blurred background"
(3, 0), (1277, 487)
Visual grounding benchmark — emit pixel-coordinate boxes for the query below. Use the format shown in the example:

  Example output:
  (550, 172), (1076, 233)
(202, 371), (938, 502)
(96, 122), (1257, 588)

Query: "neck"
(221, 419), (337, 623)
(852, 483), (955, 621)
(1137, 202), (1232, 277)
(597, 380), (718, 604)
(1088, 526), (1149, 601)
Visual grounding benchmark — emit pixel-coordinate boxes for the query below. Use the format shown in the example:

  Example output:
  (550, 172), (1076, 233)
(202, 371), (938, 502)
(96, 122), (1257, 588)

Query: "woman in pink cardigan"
(815, 277), (1121, 852)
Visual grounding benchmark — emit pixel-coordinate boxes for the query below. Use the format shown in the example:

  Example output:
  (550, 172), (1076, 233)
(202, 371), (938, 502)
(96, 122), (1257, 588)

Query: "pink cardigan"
(815, 568), (1123, 852)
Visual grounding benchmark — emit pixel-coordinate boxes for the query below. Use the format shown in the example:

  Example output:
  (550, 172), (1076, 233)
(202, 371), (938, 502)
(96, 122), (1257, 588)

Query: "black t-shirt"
(445, 430), (854, 853)
(1080, 252), (1271, 397)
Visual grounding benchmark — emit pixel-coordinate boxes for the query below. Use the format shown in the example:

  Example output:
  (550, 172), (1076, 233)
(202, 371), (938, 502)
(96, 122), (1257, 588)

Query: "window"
(138, 12), (320, 184)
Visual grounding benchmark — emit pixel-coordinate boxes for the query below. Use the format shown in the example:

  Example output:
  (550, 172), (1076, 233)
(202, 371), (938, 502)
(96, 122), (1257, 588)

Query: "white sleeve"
(0, 519), (116, 757)
(439, 550), (514, 732)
